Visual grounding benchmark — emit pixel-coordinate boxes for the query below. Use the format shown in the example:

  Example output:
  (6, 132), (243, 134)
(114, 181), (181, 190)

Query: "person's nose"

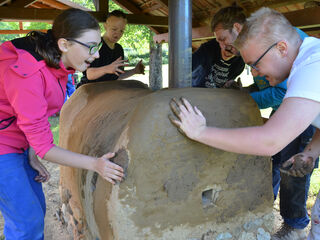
(218, 41), (225, 50)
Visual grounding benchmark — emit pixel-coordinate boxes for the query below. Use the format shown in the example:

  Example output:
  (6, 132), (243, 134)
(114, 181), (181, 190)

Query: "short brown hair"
(106, 10), (127, 21)
(211, 6), (246, 32)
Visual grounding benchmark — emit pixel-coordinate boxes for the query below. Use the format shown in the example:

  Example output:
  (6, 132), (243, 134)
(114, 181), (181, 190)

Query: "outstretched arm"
(118, 60), (145, 80)
(86, 57), (128, 80)
(170, 97), (320, 156)
(44, 146), (124, 184)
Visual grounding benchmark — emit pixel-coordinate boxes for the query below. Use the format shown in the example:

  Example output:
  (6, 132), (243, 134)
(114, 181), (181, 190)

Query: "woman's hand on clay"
(28, 148), (51, 182)
(95, 152), (124, 184)
(169, 97), (207, 141)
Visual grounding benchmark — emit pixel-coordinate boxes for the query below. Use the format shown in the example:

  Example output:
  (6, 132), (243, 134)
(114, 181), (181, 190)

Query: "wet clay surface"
(59, 83), (273, 239)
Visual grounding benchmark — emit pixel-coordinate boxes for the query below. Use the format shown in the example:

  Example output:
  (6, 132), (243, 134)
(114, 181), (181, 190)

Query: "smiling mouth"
(225, 48), (233, 54)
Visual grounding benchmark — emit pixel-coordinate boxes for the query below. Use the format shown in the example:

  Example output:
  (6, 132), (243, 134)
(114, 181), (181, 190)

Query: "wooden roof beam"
(92, 0), (108, 12)
(285, 6), (320, 28)
(0, 0), (11, 6)
(155, 0), (168, 8)
(112, 0), (165, 33)
(55, 0), (91, 11)
(154, 26), (212, 43)
(0, 7), (168, 26)
(37, 0), (69, 9)
(247, 0), (307, 12)
(153, 7), (320, 43)
(9, 0), (37, 8)
(112, 0), (141, 14)
(0, 29), (47, 34)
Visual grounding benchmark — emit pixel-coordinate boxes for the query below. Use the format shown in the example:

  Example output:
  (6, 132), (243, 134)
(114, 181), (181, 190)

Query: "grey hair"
(234, 7), (300, 50)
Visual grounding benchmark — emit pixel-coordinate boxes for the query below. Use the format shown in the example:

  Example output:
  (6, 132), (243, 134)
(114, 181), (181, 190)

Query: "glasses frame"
(66, 39), (102, 55)
(249, 42), (278, 71)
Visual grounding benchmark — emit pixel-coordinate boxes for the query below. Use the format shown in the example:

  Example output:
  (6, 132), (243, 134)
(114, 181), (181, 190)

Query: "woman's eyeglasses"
(66, 39), (102, 55)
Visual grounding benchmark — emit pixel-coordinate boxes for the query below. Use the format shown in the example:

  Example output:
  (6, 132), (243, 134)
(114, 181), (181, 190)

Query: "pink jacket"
(0, 41), (74, 158)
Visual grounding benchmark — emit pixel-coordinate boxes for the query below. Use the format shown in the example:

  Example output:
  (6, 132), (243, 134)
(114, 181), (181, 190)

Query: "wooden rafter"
(93, 0), (108, 12)
(54, 0), (90, 11)
(153, 6), (320, 42)
(112, 0), (141, 14)
(0, 29), (47, 34)
(0, 0), (11, 6)
(9, 0), (36, 7)
(0, 6), (168, 25)
(113, 0), (164, 33)
(37, 0), (69, 9)
(155, 0), (168, 8)
(154, 26), (212, 43)
(285, 6), (320, 28)
(141, 2), (161, 13)
(247, 0), (308, 12)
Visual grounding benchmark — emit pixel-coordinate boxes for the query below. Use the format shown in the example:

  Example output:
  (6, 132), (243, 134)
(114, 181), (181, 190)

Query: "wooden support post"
(149, 30), (163, 90)
(94, 0), (108, 13)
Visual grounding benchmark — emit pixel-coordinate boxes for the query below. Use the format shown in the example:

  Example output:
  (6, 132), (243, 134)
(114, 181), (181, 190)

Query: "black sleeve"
(228, 57), (245, 81)
(192, 44), (206, 71)
(119, 45), (125, 71)
(192, 39), (221, 87)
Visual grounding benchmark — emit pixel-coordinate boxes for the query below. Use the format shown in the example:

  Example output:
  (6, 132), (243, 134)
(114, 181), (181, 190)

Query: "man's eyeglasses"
(66, 39), (102, 55)
(249, 42), (278, 71)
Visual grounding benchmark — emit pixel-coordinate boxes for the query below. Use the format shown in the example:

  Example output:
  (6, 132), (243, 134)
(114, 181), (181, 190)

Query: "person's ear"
(57, 38), (69, 53)
(233, 23), (242, 34)
(276, 41), (288, 57)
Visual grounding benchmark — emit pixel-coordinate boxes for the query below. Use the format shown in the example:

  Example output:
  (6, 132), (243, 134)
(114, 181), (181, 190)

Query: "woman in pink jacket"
(0, 8), (123, 240)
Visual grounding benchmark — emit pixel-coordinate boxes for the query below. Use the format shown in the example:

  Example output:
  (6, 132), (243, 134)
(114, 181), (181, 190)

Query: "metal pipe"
(168, 0), (192, 88)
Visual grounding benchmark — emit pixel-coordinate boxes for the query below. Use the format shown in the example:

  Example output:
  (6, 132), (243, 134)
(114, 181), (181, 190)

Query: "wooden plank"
(0, 0), (11, 6)
(93, 0), (108, 12)
(55, 0), (91, 11)
(38, 0), (69, 9)
(98, 0), (108, 12)
(112, 0), (141, 14)
(156, 0), (168, 8)
(9, 0), (36, 8)
(32, 1), (52, 8)
(153, 6), (320, 42)
(112, 0), (166, 34)
(153, 26), (212, 43)
(126, 14), (167, 26)
(248, 0), (307, 12)
(0, 7), (168, 26)
(284, 6), (320, 28)
(0, 29), (47, 34)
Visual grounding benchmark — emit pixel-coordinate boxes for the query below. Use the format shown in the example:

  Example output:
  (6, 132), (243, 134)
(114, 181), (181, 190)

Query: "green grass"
(310, 168), (320, 196)
(49, 116), (60, 145)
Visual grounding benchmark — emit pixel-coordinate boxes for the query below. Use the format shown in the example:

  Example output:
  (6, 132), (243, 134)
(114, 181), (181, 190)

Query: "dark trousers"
(272, 125), (318, 229)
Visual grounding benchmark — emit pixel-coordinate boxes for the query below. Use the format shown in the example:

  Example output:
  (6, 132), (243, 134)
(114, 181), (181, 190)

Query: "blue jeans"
(0, 150), (45, 240)
(272, 125), (318, 229)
